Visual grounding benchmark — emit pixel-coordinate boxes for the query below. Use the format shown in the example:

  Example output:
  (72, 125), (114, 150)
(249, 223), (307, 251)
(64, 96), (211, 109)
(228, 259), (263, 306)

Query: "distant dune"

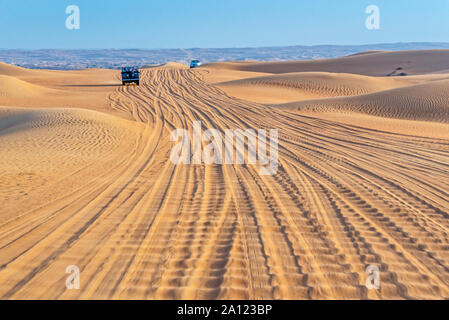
(214, 72), (413, 104)
(0, 62), (36, 76)
(0, 63), (125, 118)
(199, 68), (270, 83)
(201, 50), (449, 123)
(203, 50), (449, 76)
(346, 50), (387, 56)
(0, 75), (61, 98)
(143, 62), (188, 69)
(277, 79), (449, 123)
(3, 43), (449, 70)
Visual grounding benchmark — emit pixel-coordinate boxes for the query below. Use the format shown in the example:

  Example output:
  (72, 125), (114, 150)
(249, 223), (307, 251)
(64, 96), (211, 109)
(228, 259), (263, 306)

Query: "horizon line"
(1, 41), (449, 51)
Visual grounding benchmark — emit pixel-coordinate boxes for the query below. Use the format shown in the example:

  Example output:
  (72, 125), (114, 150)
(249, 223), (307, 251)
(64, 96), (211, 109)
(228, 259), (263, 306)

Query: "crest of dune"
(0, 62), (36, 76)
(0, 75), (60, 97)
(277, 79), (449, 123)
(202, 50), (449, 76)
(213, 72), (413, 104)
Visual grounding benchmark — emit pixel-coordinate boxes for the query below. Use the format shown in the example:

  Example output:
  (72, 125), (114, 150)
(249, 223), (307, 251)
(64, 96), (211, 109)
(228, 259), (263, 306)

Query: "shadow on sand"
(61, 84), (122, 88)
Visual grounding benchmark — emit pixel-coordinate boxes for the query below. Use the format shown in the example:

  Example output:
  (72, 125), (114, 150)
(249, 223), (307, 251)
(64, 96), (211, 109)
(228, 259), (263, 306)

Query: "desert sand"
(1, 50), (449, 299)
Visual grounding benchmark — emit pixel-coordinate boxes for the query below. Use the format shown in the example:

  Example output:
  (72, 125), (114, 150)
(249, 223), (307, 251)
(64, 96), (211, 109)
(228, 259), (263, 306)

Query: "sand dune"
(0, 65), (127, 119)
(1, 55), (449, 300)
(203, 50), (449, 76)
(347, 50), (387, 56)
(144, 62), (189, 70)
(277, 79), (449, 122)
(0, 106), (145, 220)
(199, 68), (270, 84)
(0, 75), (61, 98)
(214, 72), (412, 104)
(0, 62), (37, 76)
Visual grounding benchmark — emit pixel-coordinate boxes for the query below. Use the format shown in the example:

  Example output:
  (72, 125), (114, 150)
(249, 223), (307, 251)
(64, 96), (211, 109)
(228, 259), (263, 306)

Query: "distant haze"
(1, 42), (449, 70)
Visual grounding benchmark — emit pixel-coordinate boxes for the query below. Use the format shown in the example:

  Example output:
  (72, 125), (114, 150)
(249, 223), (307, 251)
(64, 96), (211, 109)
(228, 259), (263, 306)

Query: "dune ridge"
(203, 50), (449, 76)
(0, 62), (37, 76)
(0, 75), (61, 98)
(0, 63), (127, 119)
(277, 79), (449, 123)
(214, 72), (412, 104)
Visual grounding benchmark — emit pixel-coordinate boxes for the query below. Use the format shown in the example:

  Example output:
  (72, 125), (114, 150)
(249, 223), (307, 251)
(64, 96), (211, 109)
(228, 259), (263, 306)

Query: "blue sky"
(0, 0), (448, 49)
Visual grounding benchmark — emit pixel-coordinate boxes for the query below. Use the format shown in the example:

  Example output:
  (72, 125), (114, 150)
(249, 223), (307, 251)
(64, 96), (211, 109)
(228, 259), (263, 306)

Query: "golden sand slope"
(213, 72), (412, 104)
(0, 106), (145, 219)
(1, 60), (449, 299)
(202, 50), (449, 76)
(0, 62), (37, 76)
(0, 75), (61, 98)
(0, 63), (124, 118)
(199, 68), (271, 84)
(278, 79), (449, 123)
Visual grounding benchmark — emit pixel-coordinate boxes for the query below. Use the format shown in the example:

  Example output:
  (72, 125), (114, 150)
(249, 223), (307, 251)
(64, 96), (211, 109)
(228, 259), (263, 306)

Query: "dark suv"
(121, 66), (140, 85)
